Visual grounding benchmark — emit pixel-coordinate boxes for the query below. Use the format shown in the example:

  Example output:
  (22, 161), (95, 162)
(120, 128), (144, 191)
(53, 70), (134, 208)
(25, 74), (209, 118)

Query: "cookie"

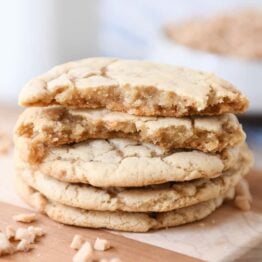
(15, 139), (245, 187)
(16, 147), (251, 212)
(15, 174), (226, 232)
(14, 107), (245, 163)
(18, 58), (248, 117)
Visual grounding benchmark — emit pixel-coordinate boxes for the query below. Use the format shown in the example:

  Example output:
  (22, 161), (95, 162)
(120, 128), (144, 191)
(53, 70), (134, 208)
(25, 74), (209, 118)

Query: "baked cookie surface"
(19, 58), (248, 116)
(15, 174), (226, 232)
(14, 107), (245, 163)
(15, 140), (247, 187)
(16, 147), (251, 212)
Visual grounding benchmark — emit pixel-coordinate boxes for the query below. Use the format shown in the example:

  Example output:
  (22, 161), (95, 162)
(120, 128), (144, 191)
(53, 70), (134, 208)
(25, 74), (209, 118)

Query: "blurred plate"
(149, 31), (262, 114)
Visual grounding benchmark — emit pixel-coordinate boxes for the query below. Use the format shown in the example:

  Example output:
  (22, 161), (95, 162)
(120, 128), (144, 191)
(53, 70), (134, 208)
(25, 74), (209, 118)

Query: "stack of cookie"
(14, 58), (253, 232)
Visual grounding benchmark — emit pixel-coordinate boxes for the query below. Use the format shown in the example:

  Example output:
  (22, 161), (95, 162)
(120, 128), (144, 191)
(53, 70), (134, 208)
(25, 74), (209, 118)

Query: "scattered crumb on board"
(13, 213), (37, 223)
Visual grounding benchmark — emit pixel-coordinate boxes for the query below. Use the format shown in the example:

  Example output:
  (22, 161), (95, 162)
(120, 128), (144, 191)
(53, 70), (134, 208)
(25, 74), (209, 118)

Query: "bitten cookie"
(19, 58), (248, 116)
(14, 107), (245, 163)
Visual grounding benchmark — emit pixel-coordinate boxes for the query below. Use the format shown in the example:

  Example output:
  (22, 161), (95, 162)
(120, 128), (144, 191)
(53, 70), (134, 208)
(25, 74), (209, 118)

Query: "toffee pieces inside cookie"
(14, 107), (245, 163)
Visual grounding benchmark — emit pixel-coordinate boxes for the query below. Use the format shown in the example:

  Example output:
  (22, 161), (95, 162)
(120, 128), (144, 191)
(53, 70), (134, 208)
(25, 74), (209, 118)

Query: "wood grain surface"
(0, 201), (201, 262)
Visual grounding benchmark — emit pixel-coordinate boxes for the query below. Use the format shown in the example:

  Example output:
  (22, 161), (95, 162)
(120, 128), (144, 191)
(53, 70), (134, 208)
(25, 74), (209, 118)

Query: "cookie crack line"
(100, 59), (118, 77)
(18, 58), (248, 117)
(14, 141), (251, 188)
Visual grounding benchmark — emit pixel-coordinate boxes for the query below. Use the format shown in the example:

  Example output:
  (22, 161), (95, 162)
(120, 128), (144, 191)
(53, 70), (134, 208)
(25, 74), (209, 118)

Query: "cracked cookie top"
(19, 58), (248, 117)
(16, 146), (251, 212)
(15, 139), (250, 187)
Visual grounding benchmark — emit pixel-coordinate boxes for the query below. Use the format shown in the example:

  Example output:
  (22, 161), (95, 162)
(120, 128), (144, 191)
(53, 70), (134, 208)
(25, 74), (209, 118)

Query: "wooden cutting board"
(0, 201), (200, 262)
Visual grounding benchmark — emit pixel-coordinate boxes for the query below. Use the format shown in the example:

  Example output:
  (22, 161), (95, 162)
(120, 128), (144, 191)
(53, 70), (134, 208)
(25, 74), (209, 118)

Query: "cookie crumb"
(73, 241), (93, 262)
(15, 228), (36, 243)
(235, 196), (251, 211)
(211, 219), (216, 224)
(28, 226), (45, 237)
(199, 223), (205, 227)
(70, 234), (85, 250)
(0, 232), (14, 256)
(94, 238), (111, 251)
(13, 213), (36, 223)
(0, 225), (44, 257)
(5, 226), (15, 240)
(234, 179), (252, 211)
(16, 239), (34, 252)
